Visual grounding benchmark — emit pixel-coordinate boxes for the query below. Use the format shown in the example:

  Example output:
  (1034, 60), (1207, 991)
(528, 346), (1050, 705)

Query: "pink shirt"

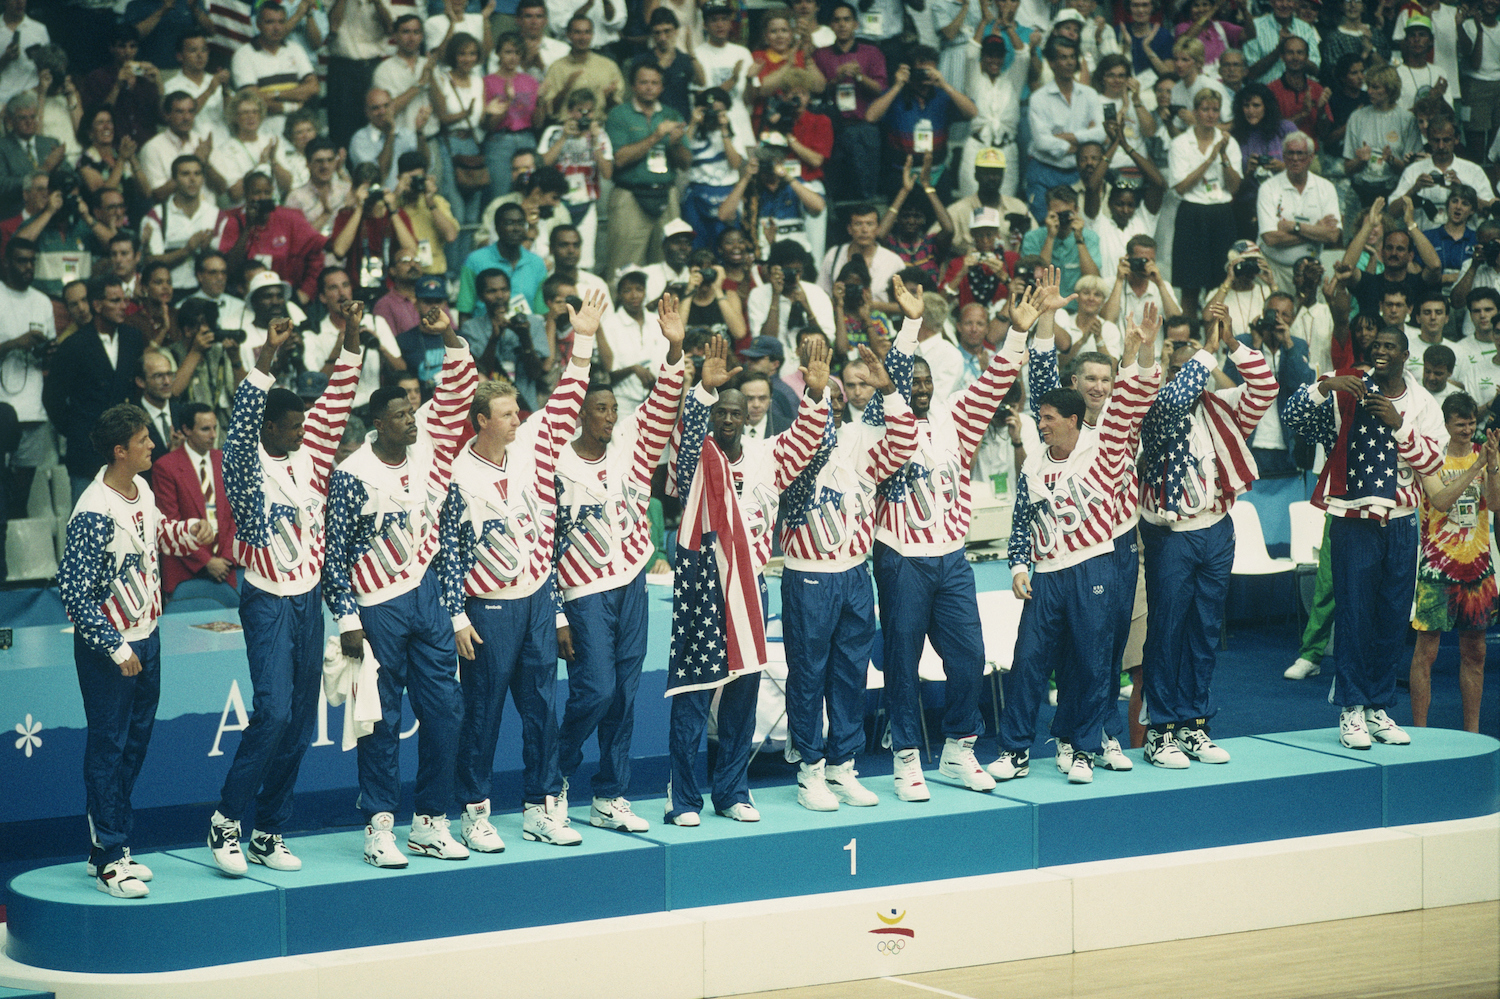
(484, 72), (539, 133)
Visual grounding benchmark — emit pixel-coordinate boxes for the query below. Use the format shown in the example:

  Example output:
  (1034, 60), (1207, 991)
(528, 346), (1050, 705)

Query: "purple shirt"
(484, 72), (540, 133)
(1238, 120), (1298, 173)
(812, 41), (887, 121)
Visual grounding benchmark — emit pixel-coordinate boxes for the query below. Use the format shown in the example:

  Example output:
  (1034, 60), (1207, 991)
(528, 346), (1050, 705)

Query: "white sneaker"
(892, 748), (931, 802)
(1285, 657), (1322, 680)
(717, 802), (760, 822)
(667, 809), (701, 826)
(1175, 727), (1231, 764)
(1099, 735), (1134, 771)
(86, 847), (153, 882)
(95, 859), (149, 898)
(1340, 706), (1372, 750)
(460, 800), (505, 853)
(986, 750), (1029, 781)
(523, 799), (584, 845)
(796, 760), (840, 811)
(938, 736), (997, 791)
(1365, 708), (1410, 745)
(824, 760), (879, 806)
(1144, 728), (1191, 769)
(408, 814), (470, 860)
(1068, 751), (1094, 784)
(208, 810), (248, 876)
(1051, 738), (1075, 774)
(364, 812), (408, 868)
(247, 831), (302, 871)
(591, 796), (650, 832)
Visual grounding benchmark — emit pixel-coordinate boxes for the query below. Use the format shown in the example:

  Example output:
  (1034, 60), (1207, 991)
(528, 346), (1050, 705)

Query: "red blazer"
(153, 445), (239, 594)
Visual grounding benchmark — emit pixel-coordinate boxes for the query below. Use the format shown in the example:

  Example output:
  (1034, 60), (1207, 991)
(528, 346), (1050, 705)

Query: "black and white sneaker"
(1175, 726), (1231, 763)
(247, 831), (302, 871)
(1068, 751), (1094, 784)
(86, 847), (153, 882)
(986, 750), (1029, 781)
(95, 859), (149, 898)
(208, 810), (248, 876)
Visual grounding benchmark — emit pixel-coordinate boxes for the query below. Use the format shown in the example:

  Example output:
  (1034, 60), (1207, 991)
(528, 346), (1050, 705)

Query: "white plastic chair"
(1226, 502), (1297, 647)
(1287, 500), (1323, 567)
(5, 517), (59, 582)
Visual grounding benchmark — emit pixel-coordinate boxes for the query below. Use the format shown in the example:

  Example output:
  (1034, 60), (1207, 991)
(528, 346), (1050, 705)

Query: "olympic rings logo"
(876, 939), (906, 955)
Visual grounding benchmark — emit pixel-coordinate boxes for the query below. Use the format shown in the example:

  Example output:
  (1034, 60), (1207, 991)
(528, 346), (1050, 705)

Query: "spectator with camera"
(140, 155), (222, 298)
(218, 171), (326, 307)
(17, 169), (108, 299)
(0, 0), (48, 111)
(677, 247), (747, 342)
(1020, 185), (1100, 308)
(80, 24), (163, 150)
(747, 240), (834, 378)
(939, 207), (1012, 315)
(329, 162), (418, 304)
(0, 169), (48, 259)
(457, 201), (548, 319)
(166, 298), (240, 436)
(461, 267), (550, 407)
(305, 266), (403, 410)
(1393, 116), (1495, 228)
(1224, 290), (1314, 477)
(1101, 232), (1182, 335)
(231, 269), (305, 378)
(866, 45), (977, 197)
(813, 3), (887, 203)
(539, 88), (612, 270)
(818, 204), (905, 314)
(393, 152), (459, 281)
(479, 164), (570, 261)
(718, 136), (826, 263)
(1452, 223), (1500, 333)
(679, 87), (742, 254)
(0, 236), (55, 571)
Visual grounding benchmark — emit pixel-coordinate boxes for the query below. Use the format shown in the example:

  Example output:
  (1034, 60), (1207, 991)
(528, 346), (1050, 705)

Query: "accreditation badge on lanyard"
(647, 144), (669, 173)
(837, 81), (856, 112)
(861, 10), (882, 34)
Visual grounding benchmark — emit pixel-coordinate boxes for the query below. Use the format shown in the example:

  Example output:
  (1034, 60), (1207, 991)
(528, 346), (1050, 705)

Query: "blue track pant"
(781, 563), (876, 766)
(455, 579), (563, 808)
(76, 629), (160, 867)
(873, 542), (986, 751)
(1141, 517), (1234, 727)
(559, 571), (648, 799)
(356, 572), (462, 819)
(666, 577), (766, 819)
(1000, 555), (1115, 756)
(1330, 514), (1416, 711)
(218, 581), (323, 832)
(1051, 531), (1137, 742)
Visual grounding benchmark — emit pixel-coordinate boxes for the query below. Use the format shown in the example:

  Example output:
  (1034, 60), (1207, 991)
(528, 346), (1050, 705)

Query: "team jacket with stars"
(1009, 362), (1161, 575)
(223, 350), (361, 597)
(780, 382), (919, 574)
(674, 382), (832, 575)
(1138, 343), (1277, 531)
(60, 471), (203, 664)
(1026, 335), (1150, 542)
(439, 347), (591, 632)
(553, 357), (686, 602)
(324, 344), (478, 632)
(875, 320), (1029, 557)
(1283, 369), (1445, 522)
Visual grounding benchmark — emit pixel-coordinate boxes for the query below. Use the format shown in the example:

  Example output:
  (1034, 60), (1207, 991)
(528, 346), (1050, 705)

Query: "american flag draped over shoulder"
(1323, 370), (1400, 508)
(667, 436), (767, 696)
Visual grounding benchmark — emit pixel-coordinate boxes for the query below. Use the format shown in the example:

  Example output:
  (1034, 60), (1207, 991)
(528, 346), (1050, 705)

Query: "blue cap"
(741, 336), (784, 360)
(415, 276), (447, 301)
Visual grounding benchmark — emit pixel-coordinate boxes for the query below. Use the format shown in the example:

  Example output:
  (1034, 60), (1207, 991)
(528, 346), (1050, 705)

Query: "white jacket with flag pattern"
(439, 358), (590, 630)
(223, 350), (360, 597)
(324, 344), (478, 632)
(876, 323), (1030, 557)
(553, 358), (686, 602)
(674, 383), (832, 576)
(60, 471), (203, 664)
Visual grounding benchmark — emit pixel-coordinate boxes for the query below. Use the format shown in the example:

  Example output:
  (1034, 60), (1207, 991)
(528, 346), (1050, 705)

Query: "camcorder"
(763, 94), (799, 131)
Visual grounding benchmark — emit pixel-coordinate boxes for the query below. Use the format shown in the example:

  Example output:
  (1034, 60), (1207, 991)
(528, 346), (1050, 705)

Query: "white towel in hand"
(321, 635), (383, 751)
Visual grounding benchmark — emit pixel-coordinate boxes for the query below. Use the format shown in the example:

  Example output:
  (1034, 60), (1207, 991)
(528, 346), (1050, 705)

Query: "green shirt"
(606, 100), (685, 188)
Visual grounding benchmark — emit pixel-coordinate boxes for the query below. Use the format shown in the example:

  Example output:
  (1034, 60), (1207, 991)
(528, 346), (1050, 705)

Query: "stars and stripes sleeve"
(1028, 338), (1060, 421)
(224, 368), (272, 547)
(304, 349), (362, 495)
(1221, 341), (1278, 437)
(538, 357), (590, 470)
(154, 514), (202, 557)
(1007, 472), (1035, 574)
(676, 385), (713, 498)
(439, 484), (474, 631)
(1143, 349), (1212, 441)
(1283, 380), (1337, 449)
(771, 390), (832, 490)
(427, 343), (481, 486)
(1099, 362), (1163, 484)
(1396, 413), (1445, 476)
(866, 392), (920, 483)
(323, 469), (366, 631)
(59, 513), (127, 662)
(884, 316), (920, 402)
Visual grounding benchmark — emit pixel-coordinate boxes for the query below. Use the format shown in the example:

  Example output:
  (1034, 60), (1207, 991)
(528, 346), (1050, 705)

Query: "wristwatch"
(1293, 221), (1302, 236)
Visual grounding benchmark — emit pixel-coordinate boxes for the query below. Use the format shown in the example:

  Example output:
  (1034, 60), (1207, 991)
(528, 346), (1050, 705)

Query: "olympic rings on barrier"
(876, 939), (906, 955)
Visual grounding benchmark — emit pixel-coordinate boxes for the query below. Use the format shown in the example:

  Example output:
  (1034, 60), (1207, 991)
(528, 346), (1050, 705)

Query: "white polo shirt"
(141, 195), (225, 290)
(1255, 171), (1341, 268)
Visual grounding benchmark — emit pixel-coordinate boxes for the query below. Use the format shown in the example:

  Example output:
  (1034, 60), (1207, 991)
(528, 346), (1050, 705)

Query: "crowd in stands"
(1, 0), (1497, 719)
